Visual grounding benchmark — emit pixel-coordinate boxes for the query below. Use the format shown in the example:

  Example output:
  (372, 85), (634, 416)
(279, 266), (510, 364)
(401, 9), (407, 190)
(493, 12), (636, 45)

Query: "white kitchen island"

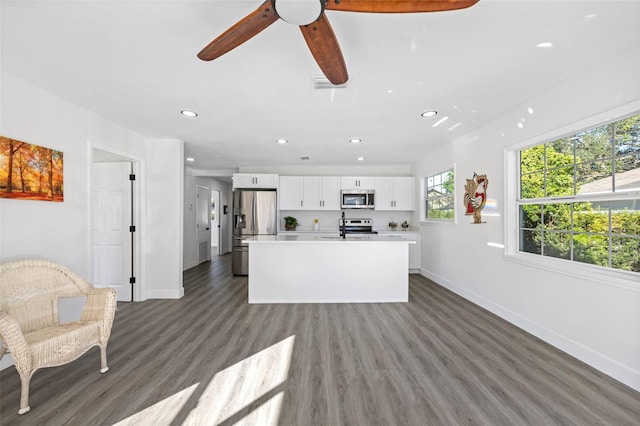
(243, 234), (415, 303)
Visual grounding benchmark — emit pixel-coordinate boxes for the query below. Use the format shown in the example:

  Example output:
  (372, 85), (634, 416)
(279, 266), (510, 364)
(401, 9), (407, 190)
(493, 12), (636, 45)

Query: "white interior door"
(91, 162), (132, 301)
(197, 185), (212, 263)
(211, 190), (220, 255)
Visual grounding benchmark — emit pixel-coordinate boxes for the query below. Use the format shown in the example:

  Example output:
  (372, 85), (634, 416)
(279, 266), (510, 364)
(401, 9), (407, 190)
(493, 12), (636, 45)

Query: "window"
(424, 168), (455, 220)
(518, 114), (640, 273)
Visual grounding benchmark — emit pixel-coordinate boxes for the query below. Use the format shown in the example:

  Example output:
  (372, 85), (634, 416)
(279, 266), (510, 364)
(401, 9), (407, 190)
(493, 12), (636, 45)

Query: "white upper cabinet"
(279, 176), (304, 210)
(304, 176), (340, 210)
(374, 177), (415, 210)
(279, 176), (341, 211)
(233, 173), (278, 189)
(340, 176), (375, 190)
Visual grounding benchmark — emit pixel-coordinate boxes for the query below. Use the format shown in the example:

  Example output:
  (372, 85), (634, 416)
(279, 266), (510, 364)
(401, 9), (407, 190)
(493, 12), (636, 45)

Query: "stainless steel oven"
(341, 190), (375, 209)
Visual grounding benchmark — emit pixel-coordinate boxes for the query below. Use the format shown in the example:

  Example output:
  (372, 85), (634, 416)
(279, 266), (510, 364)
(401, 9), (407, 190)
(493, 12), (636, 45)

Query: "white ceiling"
(2, 1), (639, 174)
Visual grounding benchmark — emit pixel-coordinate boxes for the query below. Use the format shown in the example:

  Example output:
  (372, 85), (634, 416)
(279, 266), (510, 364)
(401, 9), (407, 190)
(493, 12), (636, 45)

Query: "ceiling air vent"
(313, 75), (349, 90)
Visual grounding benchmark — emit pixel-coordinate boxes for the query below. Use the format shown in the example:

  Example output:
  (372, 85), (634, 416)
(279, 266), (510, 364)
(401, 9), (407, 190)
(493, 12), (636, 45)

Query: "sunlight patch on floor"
(184, 335), (296, 425)
(112, 383), (200, 426)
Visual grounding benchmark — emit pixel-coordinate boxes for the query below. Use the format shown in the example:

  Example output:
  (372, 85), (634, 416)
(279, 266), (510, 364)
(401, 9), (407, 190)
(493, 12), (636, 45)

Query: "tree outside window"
(425, 168), (455, 220)
(518, 114), (640, 272)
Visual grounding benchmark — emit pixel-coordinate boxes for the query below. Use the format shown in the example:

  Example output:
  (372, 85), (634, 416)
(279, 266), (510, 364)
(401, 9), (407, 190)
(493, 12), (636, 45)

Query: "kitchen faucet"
(340, 211), (346, 239)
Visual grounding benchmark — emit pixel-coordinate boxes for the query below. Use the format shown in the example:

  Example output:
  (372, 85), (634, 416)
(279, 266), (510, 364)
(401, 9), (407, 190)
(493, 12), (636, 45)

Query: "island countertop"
(245, 233), (414, 304)
(242, 234), (417, 243)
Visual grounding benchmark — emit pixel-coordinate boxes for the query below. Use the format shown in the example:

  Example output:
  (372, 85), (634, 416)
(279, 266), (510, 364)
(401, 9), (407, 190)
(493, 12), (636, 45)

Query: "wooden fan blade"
(325, 0), (479, 13)
(300, 14), (348, 85)
(198, 1), (279, 61)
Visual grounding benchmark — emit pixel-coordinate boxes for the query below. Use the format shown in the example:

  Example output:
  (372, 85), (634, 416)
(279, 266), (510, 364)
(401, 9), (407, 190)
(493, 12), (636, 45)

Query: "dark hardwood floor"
(1, 254), (639, 425)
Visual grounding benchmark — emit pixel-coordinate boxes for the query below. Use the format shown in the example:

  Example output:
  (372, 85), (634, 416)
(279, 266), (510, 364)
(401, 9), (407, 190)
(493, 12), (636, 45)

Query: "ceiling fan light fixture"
(274, 0), (324, 25)
(180, 109), (198, 117)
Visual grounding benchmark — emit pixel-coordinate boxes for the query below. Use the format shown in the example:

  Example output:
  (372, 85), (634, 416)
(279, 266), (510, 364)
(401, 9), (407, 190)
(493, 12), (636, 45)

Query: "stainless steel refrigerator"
(232, 189), (277, 275)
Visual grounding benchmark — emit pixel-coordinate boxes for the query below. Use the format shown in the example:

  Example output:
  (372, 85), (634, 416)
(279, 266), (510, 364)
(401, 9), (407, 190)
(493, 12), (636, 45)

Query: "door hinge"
(129, 174), (136, 181)
(129, 225), (136, 232)
(129, 276), (136, 284)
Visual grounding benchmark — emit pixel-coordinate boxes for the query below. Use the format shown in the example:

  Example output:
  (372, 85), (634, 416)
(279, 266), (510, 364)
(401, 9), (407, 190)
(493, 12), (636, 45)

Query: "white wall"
(183, 173), (232, 270)
(1, 72), (184, 369)
(415, 46), (640, 391)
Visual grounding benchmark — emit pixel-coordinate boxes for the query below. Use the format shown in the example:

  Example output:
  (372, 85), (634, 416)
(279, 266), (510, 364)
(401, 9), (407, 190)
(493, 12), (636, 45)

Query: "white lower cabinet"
(377, 232), (420, 273)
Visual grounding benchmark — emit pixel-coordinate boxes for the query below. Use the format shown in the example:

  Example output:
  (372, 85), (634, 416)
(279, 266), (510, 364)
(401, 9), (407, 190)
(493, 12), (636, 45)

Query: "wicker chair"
(0, 259), (117, 415)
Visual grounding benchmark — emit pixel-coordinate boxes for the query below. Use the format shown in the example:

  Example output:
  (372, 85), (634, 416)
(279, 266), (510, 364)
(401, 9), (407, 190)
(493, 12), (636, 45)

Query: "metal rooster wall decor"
(464, 172), (488, 224)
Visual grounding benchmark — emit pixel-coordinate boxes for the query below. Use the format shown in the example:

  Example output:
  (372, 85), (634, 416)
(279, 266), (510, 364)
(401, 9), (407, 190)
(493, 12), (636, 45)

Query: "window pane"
(574, 124), (613, 162)
(520, 205), (542, 229)
(543, 203), (571, 231)
(546, 166), (575, 196)
(614, 156), (640, 192)
(573, 202), (609, 234)
(611, 200), (640, 235)
(549, 137), (573, 157)
(573, 234), (609, 267)
(427, 196), (454, 219)
(427, 176), (434, 188)
(543, 231), (571, 260)
(442, 170), (454, 195)
(517, 113), (640, 274)
(520, 229), (541, 254)
(611, 236), (640, 272)
(576, 160), (613, 194)
(425, 169), (454, 221)
(615, 114), (640, 156)
(521, 171), (544, 199)
(520, 145), (545, 174)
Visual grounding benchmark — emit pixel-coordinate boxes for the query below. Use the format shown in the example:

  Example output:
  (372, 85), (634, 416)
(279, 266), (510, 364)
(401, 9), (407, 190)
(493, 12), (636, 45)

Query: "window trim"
(505, 100), (640, 285)
(421, 163), (457, 224)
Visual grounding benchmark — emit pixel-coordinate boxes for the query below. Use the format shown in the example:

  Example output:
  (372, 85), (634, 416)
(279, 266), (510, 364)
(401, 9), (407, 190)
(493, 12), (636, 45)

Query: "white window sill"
(504, 252), (639, 291)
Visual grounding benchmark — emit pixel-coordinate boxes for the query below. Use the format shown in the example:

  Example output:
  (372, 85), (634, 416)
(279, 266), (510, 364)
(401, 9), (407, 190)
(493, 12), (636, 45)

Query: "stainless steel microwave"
(341, 190), (375, 209)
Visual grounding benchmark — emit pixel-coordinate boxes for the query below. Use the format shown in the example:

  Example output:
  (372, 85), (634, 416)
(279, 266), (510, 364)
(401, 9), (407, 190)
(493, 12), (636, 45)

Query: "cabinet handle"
(301, 200), (303, 207)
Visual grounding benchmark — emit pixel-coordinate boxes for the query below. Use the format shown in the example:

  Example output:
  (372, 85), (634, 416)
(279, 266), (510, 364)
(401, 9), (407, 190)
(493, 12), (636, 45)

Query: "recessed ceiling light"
(536, 42), (553, 48)
(186, 157), (195, 162)
(421, 110), (437, 118)
(357, 156), (365, 161)
(349, 138), (362, 144)
(180, 109), (198, 117)
(276, 139), (288, 144)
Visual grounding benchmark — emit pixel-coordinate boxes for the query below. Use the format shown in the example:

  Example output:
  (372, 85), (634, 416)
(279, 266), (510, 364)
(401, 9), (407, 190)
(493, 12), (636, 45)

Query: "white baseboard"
(146, 287), (184, 300)
(183, 260), (199, 271)
(419, 268), (640, 392)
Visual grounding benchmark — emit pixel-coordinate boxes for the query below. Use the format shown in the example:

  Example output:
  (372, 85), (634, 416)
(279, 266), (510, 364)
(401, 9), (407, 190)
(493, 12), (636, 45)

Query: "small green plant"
(283, 216), (298, 230)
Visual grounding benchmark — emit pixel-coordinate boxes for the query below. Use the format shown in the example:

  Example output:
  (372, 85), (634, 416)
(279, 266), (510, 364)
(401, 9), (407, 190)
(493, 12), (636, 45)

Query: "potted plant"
(283, 216), (298, 231)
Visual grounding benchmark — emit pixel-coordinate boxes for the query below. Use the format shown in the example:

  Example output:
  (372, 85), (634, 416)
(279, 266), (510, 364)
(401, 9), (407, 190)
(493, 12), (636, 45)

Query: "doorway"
(211, 189), (221, 257)
(197, 185), (212, 264)
(91, 148), (139, 302)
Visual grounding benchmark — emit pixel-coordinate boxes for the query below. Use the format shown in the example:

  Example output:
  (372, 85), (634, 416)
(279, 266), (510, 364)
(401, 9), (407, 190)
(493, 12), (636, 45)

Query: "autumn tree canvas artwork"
(0, 136), (64, 202)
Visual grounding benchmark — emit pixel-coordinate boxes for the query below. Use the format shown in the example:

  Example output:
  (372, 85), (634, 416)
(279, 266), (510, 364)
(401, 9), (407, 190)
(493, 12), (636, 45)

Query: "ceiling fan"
(197, 0), (479, 85)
